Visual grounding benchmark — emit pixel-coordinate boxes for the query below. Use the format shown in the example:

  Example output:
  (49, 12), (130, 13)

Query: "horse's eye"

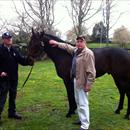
(41, 41), (44, 47)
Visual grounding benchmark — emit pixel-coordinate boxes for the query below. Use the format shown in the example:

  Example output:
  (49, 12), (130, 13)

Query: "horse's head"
(28, 29), (49, 58)
(28, 28), (69, 58)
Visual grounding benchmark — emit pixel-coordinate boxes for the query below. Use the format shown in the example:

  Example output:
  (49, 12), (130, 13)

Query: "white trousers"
(74, 78), (90, 129)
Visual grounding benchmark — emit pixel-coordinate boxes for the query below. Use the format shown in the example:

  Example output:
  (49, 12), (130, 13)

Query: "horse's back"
(93, 47), (130, 77)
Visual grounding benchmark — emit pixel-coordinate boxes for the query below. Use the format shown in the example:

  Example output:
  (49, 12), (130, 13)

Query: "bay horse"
(28, 30), (130, 120)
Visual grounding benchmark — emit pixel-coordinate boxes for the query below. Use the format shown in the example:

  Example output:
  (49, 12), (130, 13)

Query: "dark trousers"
(0, 79), (18, 116)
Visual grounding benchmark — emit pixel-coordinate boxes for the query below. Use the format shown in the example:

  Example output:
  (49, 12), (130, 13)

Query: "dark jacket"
(0, 44), (30, 80)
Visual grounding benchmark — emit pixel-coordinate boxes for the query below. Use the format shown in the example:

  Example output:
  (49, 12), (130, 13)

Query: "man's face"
(76, 39), (86, 49)
(3, 38), (13, 46)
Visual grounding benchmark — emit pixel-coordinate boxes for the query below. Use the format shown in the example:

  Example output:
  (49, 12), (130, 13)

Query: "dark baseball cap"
(76, 35), (85, 41)
(2, 32), (12, 39)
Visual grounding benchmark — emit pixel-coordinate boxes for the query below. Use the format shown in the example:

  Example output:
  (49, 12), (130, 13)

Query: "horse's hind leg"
(115, 89), (125, 114)
(113, 78), (125, 114)
(125, 91), (130, 120)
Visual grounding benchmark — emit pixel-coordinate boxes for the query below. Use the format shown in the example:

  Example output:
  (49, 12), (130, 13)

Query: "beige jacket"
(58, 42), (96, 88)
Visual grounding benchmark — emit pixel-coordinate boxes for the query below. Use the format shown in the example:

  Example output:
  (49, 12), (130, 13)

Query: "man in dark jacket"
(0, 32), (34, 120)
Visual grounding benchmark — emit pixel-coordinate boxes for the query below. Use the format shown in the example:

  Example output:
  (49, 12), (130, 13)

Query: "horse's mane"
(44, 33), (66, 43)
(43, 32), (75, 46)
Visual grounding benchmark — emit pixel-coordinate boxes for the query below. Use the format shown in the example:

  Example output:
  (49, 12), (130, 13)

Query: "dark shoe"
(8, 114), (22, 120)
(73, 120), (81, 125)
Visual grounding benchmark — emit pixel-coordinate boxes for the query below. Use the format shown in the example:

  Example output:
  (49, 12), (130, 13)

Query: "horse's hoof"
(115, 110), (120, 114)
(124, 114), (129, 120)
(66, 111), (75, 118)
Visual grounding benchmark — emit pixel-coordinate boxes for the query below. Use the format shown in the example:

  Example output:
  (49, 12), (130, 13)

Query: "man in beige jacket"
(49, 36), (96, 130)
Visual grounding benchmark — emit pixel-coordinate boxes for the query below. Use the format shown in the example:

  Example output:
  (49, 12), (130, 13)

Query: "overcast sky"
(0, 0), (130, 38)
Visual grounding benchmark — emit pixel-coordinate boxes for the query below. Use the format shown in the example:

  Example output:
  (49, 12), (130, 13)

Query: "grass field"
(0, 60), (130, 130)
(87, 43), (119, 48)
(87, 43), (130, 49)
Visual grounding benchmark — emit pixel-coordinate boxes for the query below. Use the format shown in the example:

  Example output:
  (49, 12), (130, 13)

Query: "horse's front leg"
(63, 78), (77, 117)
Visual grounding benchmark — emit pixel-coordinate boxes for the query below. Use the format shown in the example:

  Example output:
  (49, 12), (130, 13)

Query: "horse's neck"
(44, 46), (71, 64)
(44, 47), (61, 63)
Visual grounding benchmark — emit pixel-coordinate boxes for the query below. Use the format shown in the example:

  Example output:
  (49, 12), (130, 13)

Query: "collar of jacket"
(75, 47), (87, 57)
(2, 44), (13, 52)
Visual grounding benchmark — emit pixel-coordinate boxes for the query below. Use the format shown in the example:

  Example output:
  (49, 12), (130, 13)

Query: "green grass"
(87, 43), (130, 49)
(0, 60), (130, 130)
(87, 43), (109, 48)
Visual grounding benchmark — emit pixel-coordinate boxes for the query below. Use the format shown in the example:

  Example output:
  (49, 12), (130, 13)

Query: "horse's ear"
(32, 28), (35, 35)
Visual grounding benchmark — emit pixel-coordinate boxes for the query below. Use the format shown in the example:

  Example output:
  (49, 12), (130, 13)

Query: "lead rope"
(18, 65), (34, 90)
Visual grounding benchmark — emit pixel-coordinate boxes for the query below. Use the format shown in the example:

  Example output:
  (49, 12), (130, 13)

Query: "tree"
(66, 25), (90, 44)
(0, 19), (6, 32)
(12, 0), (57, 33)
(113, 26), (130, 48)
(104, 0), (111, 44)
(102, 0), (126, 45)
(11, 0), (61, 59)
(91, 21), (107, 42)
(67, 0), (102, 36)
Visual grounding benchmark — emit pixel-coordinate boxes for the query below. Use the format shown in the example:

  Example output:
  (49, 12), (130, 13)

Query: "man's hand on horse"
(49, 40), (58, 47)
